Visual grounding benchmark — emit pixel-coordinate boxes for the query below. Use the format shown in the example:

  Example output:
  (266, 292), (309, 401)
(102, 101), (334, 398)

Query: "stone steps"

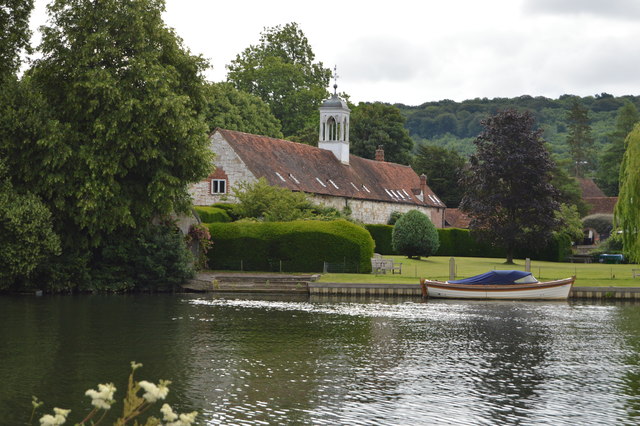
(183, 272), (318, 293)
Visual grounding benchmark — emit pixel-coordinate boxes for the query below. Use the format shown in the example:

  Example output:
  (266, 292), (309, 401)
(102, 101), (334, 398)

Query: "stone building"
(190, 89), (446, 226)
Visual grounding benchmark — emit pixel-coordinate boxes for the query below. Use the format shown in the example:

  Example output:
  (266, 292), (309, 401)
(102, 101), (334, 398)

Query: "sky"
(28, 0), (640, 106)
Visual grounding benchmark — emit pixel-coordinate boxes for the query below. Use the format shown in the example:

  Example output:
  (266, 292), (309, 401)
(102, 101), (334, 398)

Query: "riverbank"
(186, 271), (640, 300)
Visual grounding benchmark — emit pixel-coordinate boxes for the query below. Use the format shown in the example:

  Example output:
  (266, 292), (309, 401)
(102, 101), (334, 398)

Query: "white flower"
(85, 383), (116, 410)
(39, 408), (70, 426)
(161, 403), (178, 422)
(138, 380), (170, 403)
(160, 403), (198, 426)
(130, 361), (143, 371)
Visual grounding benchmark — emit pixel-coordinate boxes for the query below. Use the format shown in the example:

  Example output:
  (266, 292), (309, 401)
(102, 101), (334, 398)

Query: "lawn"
(319, 256), (640, 287)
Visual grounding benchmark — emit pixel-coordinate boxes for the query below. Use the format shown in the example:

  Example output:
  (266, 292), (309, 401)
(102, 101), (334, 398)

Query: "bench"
(633, 269), (640, 279)
(371, 258), (402, 274)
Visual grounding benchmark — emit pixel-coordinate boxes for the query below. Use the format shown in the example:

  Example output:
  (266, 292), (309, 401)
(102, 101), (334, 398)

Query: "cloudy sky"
(29, 0), (640, 105)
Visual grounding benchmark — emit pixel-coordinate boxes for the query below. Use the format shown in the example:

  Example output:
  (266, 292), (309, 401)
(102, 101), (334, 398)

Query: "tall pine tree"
(565, 99), (595, 177)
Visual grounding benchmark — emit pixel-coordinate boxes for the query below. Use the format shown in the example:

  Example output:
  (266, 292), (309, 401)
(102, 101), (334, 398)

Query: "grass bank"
(319, 256), (640, 287)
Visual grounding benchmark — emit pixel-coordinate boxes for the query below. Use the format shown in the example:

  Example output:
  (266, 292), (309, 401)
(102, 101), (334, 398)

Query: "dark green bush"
(194, 206), (231, 223)
(207, 220), (374, 273)
(392, 210), (440, 259)
(435, 228), (570, 261)
(90, 224), (195, 292)
(365, 224), (396, 254)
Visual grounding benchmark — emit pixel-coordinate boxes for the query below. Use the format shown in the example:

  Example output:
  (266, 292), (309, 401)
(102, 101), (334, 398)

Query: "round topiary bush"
(392, 209), (440, 259)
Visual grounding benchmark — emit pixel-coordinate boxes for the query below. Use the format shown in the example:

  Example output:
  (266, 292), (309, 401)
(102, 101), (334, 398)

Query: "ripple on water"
(173, 296), (640, 425)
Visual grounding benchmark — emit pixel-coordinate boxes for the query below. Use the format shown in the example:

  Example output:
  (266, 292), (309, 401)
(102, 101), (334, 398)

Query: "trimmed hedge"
(207, 220), (375, 273)
(194, 206), (231, 223)
(366, 226), (571, 262)
(365, 224), (396, 254)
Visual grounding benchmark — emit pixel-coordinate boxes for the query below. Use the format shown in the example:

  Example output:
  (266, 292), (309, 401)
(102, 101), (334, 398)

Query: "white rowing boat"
(421, 270), (575, 300)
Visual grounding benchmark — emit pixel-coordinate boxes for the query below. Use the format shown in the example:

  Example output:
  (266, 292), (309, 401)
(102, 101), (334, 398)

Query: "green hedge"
(194, 206), (231, 223)
(207, 220), (375, 273)
(365, 224), (396, 254)
(366, 226), (570, 262)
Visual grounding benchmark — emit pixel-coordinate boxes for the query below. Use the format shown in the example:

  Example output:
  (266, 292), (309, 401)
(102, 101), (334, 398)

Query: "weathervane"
(332, 65), (339, 95)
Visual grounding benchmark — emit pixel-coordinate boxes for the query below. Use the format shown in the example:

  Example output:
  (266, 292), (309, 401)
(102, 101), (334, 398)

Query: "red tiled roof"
(577, 178), (606, 198)
(445, 208), (471, 228)
(584, 197), (618, 215)
(217, 128), (445, 208)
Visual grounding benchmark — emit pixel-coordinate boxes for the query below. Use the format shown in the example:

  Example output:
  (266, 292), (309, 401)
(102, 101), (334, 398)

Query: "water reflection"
(1, 295), (640, 425)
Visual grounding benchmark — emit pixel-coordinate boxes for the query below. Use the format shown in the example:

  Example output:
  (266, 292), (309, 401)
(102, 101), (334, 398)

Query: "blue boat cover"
(447, 270), (538, 285)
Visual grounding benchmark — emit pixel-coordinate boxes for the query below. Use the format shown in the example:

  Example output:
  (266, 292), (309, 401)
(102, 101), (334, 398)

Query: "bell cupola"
(319, 67), (350, 164)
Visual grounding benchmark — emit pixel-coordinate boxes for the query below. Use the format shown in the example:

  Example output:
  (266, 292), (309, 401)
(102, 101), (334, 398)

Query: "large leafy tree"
(412, 143), (466, 207)
(202, 82), (283, 138)
(4, 0), (212, 289)
(20, 0), (212, 247)
(460, 109), (559, 264)
(565, 99), (595, 177)
(0, 0), (33, 77)
(596, 101), (640, 196)
(615, 124), (640, 263)
(350, 102), (414, 165)
(226, 22), (331, 137)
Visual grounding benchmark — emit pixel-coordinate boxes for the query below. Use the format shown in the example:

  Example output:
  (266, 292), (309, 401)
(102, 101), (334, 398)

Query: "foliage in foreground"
(32, 362), (196, 426)
(392, 210), (440, 259)
(615, 124), (640, 263)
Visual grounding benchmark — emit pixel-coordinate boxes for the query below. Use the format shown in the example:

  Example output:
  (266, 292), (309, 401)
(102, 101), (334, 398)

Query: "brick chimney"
(420, 174), (427, 197)
(375, 145), (385, 162)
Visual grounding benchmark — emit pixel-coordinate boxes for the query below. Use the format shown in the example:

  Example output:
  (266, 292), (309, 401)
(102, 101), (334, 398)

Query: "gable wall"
(189, 132), (257, 205)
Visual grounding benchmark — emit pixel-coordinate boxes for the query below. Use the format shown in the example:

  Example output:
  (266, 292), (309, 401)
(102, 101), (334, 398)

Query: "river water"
(1, 294), (640, 425)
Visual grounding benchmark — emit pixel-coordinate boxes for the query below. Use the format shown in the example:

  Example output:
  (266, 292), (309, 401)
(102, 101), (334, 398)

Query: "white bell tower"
(319, 67), (350, 164)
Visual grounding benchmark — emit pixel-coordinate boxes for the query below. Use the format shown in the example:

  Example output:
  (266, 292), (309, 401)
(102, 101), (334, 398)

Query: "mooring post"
(449, 257), (455, 281)
(525, 258), (531, 272)
(420, 278), (427, 298)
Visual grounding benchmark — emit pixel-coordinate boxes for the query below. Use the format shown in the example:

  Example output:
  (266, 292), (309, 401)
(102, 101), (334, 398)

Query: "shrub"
(194, 206), (231, 223)
(392, 210), (440, 259)
(365, 224), (396, 254)
(387, 211), (404, 225)
(90, 223), (195, 292)
(211, 203), (239, 221)
(207, 220), (374, 273)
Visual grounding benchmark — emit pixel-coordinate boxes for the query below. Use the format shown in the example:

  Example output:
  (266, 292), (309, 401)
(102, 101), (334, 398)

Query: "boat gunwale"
(422, 276), (575, 292)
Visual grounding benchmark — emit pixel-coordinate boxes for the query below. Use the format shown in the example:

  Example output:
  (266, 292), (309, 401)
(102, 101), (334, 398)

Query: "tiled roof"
(584, 197), (618, 215)
(577, 178), (606, 198)
(444, 208), (471, 228)
(217, 128), (445, 208)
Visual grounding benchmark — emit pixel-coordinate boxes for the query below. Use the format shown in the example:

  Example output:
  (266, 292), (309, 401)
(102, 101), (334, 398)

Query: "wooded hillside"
(396, 93), (640, 160)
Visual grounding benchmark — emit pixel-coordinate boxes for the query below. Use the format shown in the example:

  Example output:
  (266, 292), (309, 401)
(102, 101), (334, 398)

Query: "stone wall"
(312, 194), (445, 227)
(189, 132), (257, 205)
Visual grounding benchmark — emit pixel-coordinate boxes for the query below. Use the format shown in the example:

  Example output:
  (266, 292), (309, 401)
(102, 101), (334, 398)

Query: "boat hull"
(423, 277), (575, 300)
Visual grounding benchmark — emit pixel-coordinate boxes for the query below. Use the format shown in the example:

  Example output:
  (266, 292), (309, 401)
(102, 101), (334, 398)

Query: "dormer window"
(211, 179), (227, 194)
